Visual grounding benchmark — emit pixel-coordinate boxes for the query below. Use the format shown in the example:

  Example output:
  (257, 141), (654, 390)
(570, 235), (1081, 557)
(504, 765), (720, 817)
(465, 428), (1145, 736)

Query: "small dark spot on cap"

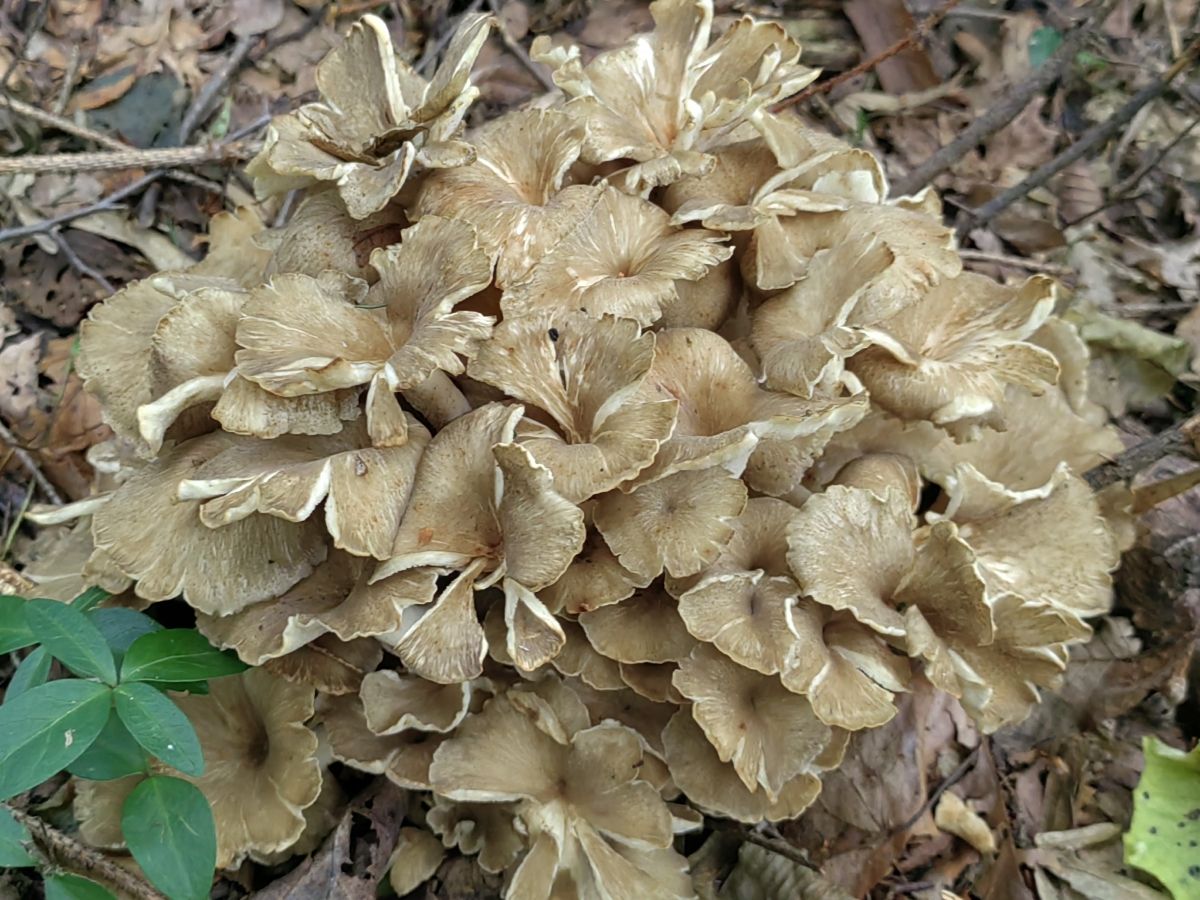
(548, 328), (559, 342)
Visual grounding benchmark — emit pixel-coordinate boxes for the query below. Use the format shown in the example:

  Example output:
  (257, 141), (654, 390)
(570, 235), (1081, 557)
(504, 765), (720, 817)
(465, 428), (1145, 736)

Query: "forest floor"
(1, 0), (1199, 898)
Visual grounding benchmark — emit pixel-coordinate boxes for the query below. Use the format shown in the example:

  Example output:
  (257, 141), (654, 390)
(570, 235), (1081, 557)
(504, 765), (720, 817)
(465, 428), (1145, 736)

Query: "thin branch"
(0, 420), (62, 505)
(51, 230), (115, 294)
(957, 249), (1074, 277)
(486, 0), (555, 92)
(4, 805), (166, 900)
(1084, 413), (1200, 490)
(891, 744), (982, 836)
(0, 139), (257, 176)
(889, 0), (1119, 198)
(0, 173), (162, 244)
(178, 33), (259, 143)
(774, 0), (963, 112)
(961, 34), (1200, 235)
(417, 0), (485, 76)
(707, 818), (820, 870)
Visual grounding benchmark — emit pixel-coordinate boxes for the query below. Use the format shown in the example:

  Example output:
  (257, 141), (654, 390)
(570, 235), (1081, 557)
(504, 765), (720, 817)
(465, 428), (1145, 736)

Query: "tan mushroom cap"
(539, 526), (652, 615)
(189, 207), (274, 287)
(247, 13), (491, 218)
(620, 661), (685, 704)
(671, 495), (797, 594)
(848, 274), (1060, 438)
(501, 187), (731, 327)
(469, 312), (677, 503)
(390, 561), (490, 685)
(956, 593), (1091, 733)
(550, 619), (627, 690)
(678, 573), (798, 676)
(361, 670), (472, 735)
(785, 485), (913, 637)
(635, 328), (865, 483)
(782, 602), (911, 731)
(661, 711), (821, 823)
(387, 827), (446, 896)
(579, 584), (696, 664)
(594, 467), (748, 580)
(674, 644), (831, 797)
(569, 682), (676, 756)
(427, 796), (525, 874)
(170, 669), (322, 868)
(196, 555), (437, 666)
(315, 691), (445, 789)
(949, 464), (1119, 620)
(415, 109), (588, 287)
(76, 774), (143, 850)
(829, 452), (921, 509)
(181, 415), (430, 559)
(265, 189), (407, 283)
(212, 377), (361, 441)
(261, 634), (383, 695)
(90, 433), (327, 615)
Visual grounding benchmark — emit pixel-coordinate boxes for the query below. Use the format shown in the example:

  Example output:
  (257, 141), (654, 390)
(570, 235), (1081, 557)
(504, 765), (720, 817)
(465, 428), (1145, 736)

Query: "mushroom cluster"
(50, 2), (1124, 893)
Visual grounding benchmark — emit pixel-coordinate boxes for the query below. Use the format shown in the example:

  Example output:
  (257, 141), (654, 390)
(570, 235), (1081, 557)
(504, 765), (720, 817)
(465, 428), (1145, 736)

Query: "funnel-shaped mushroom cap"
(579, 584), (696, 664)
(539, 526), (652, 615)
(430, 681), (688, 898)
(636, 328), (865, 482)
(266, 189), (407, 282)
(235, 218), (493, 444)
(674, 644), (831, 798)
(782, 602), (911, 730)
(848, 274), (1060, 439)
(786, 485), (914, 637)
(180, 415), (430, 559)
(315, 692), (445, 788)
(594, 467), (747, 580)
(415, 109), (588, 287)
(549, 619), (627, 690)
(469, 312), (677, 502)
(427, 796), (525, 874)
(947, 464), (1119, 619)
(956, 593), (1091, 733)
(247, 13), (491, 218)
(90, 433), (327, 615)
(387, 827), (445, 897)
(362, 670), (472, 735)
(195, 553), (436, 663)
(171, 669), (322, 868)
(661, 711), (821, 823)
(261, 634), (383, 695)
(501, 187), (730, 327)
(678, 573), (799, 676)
(531, 0), (815, 192)
(829, 452), (922, 509)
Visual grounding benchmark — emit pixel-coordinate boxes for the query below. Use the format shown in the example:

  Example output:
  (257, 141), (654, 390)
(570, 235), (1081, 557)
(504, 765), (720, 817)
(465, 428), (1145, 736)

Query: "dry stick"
(0, 172), (162, 244)
(774, 0), (964, 112)
(888, 0), (1119, 198)
(51, 231), (115, 294)
(1083, 414), (1200, 491)
(486, 0), (556, 92)
(178, 33), (258, 143)
(958, 248), (1074, 277)
(0, 140), (257, 176)
(707, 819), (820, 870)
(891, 745), (982, 836)
(4, 805), (166, 900)
(961, 35), (1200, 236)
(0, 421), (62, 505)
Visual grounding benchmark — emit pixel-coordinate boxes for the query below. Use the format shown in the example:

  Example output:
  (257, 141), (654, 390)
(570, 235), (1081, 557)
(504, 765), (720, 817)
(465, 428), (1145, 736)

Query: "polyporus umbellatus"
(53, 2), (1129, 895)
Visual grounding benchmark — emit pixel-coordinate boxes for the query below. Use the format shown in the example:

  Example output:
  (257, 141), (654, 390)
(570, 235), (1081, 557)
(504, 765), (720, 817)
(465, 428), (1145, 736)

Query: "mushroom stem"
(404, 371), (471, 428)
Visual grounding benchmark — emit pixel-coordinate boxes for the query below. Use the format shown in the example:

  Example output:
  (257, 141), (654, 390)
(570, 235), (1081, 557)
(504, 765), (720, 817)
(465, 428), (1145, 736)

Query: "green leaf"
(120, 629), (246, 684)
(0, 595), (35, 654)
(6, 646), (52, 701)
(67, 709), (148, 781)
(0, 680), (112, 800)
(1125, 736), (1200, 898)
(114, 683), (203, 776)
(89, 608), (162, 661)
(1029, 26), (1063, 68)
(69, 587), (110, 613)
(44, 874), (118, 900)
(25, 599), (118, 685)
(0, 806), (36, 867)
(153, 681), (210, 695)
(122, 775), (215, 900)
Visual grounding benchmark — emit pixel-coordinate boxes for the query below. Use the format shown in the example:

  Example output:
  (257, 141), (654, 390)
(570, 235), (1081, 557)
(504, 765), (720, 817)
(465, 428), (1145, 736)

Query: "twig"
(707, 819), (820, 870)
(0, 172), (161, 244)
(0, 0), (50, 93)
(961, 35), (1200, 235)
(486, 0), (554, 92)
(417, 0), (485, 75)
(4, 805), (166, 900)
(889, 0), (1119, 198)
(0, 420), (62, 505)
(958, 249), (1074, 277)
(0, 140), (258, 176)
(1084, 413), (1200, 490)
(178, 33), (259, 143)
(51, 231), (115, 295)
(891, 745), (981, 836)
(774, 0), (963, 111)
